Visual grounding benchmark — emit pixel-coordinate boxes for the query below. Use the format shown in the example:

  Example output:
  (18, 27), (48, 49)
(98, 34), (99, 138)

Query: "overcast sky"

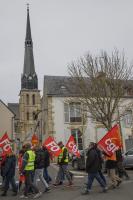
(1, 0), (133, 103)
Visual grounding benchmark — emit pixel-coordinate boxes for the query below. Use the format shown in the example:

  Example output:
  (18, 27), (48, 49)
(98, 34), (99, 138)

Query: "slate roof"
(8, 103), (19, 119)
(43, 75), (82, 97)
(43, 75), (133, 98)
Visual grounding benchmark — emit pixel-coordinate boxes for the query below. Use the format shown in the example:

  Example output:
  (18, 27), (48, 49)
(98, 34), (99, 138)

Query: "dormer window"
(60, 85), (66, 90)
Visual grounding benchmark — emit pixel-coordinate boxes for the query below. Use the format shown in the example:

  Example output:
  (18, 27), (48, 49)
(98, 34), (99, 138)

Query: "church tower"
(19, 5), (41, 142)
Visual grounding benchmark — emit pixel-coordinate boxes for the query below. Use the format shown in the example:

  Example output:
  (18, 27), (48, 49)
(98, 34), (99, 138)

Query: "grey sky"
(0, 0), (133, 103)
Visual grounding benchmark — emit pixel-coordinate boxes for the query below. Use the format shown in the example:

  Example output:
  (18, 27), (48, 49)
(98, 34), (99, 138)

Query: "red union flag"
(43, 136), (62, 157)
(98, 124), (122, 157)
(0, 133), (12, 154)
(66, 135), (80, 158)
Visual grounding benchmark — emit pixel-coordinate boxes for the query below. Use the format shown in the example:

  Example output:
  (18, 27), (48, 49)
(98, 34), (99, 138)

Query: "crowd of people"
(0, 141), (130, 198)
(0, 141), (74, 198)
(0, 143), (52, 198)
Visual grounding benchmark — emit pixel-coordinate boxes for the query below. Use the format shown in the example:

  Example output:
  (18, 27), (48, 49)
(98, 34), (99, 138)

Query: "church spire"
(25, 4), (32, 44)
(21, 4), (38, 90)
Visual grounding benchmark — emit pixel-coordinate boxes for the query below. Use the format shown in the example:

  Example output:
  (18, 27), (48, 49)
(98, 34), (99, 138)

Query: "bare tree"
(68, 50), (133, 130)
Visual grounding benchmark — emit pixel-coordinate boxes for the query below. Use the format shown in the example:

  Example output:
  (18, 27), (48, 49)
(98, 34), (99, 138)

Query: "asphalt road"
(0, 165), (133, 200)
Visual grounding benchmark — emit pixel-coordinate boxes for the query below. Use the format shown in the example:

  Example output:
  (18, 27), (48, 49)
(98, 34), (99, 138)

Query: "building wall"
(19, 90), (41, 142)
(0, 101), (14, 139)
(43, 96), (133, 151)
(45, 97), (97, 147)
(53, 97), (68, 144)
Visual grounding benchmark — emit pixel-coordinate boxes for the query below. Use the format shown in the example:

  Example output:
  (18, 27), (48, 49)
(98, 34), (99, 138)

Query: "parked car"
(123, 148), (133, 168)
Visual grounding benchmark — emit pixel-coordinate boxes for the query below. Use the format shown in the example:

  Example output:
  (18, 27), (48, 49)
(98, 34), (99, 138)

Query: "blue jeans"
(44, 168), (52, 183)
(99, 170), (107, 185)
(56, 165), (72, 183)
(87, 172), (106, 190)
(4, 176), (17, 192)
(24, 171), (39, 196)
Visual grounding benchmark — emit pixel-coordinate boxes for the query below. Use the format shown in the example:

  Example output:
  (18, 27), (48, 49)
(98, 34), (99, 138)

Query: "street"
(0, 164), (133, 200)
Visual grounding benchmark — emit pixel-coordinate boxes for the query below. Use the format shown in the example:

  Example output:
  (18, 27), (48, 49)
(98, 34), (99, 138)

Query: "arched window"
(26, 94), (29, 105)
(32, 94), (35, 105)
(27, 112), (29, 121)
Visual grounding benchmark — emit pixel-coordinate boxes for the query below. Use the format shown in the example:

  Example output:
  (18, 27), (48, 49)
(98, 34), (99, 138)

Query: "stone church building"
(8, 6), (41, 143)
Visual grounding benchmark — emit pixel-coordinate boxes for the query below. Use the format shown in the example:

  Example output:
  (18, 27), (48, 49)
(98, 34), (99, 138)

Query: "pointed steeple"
(25, 4), (32, 43)
(21, 4), (38, 90)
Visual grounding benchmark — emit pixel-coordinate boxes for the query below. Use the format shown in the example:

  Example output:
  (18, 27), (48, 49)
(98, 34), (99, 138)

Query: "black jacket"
(106, 160), (117, 169)
(3, 155), (16, 177)
(43, 149), (50, 168)
(86, 147), (100, 173)
(95, 148), (104, 170)
(35, 149), (45, 169)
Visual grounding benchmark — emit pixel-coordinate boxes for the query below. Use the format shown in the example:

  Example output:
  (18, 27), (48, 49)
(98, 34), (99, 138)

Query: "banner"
(98, 124), (122, 156)
(43, 136), (62, 157)
(31, 134), (39, 145)
(0, 133), (12, 154)
(66, 135), (80, 158)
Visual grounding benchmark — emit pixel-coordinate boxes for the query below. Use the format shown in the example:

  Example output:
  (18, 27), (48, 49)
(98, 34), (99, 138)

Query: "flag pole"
(117, 105), (125, 152)
(81, 112), (87, 166)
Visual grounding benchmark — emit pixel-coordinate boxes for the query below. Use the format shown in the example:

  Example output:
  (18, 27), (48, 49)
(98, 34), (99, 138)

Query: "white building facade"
(42, 76), (133, 152)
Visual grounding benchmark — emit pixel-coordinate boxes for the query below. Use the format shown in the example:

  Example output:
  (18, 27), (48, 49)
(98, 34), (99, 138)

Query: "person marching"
(0, 151), (7, 190)
(1, 151), (18, 196)
(106, 151), (122, 189)
(54, 141), (73, 186)
(34, 145), (50, 192)
(82, 142), (107, 195)
(42, 146), (52, 184)
(18, 149), (25, 191)
(94, 143), (107, 186)
(20, 143), (42, 199)
(116, 149), (129, 180)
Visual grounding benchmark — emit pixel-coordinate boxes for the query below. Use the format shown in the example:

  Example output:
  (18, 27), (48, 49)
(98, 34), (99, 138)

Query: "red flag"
(0, 133), (12, 154)
(98, 124), (122, 157)
(31, 134), (39, 145)
(66, 135), (80, 158)
(43, 136), (62, 157)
